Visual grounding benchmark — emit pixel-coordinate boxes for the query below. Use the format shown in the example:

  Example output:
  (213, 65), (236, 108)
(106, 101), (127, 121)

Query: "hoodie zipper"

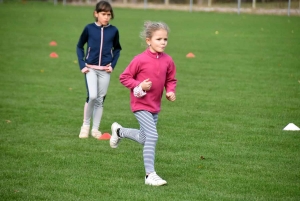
(99, 27), (104, 66)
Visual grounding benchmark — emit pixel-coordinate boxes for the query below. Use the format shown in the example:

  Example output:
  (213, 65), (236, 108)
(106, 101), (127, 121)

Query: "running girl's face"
(146, 29), (168, 53)
(94, 11), (112, 26)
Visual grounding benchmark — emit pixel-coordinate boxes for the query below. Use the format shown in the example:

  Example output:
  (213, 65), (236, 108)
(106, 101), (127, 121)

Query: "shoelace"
(150, 173), (163, 181)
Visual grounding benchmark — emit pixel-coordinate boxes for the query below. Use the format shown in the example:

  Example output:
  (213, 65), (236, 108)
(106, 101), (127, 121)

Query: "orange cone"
(99, 133), (111, 140)
(186, 52), (195, 58)
(49, 41), (57, 46)
(50, 52), (58, 58)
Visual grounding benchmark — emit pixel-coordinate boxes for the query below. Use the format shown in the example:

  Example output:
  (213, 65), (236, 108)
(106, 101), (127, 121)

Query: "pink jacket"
(120, 48), (177, 113)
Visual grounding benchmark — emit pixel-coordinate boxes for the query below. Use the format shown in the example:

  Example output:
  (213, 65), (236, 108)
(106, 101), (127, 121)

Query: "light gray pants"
(83, 68), (110, 130)
(119, 111), (159, 174)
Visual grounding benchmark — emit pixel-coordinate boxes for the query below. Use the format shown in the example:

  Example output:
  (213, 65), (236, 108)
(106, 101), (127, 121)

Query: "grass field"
(0, 1), (300, 200)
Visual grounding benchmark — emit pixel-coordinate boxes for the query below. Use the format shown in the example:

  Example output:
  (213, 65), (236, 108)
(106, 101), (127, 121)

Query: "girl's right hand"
(140, 78), (152, 91)
(81, 67), (89, 74)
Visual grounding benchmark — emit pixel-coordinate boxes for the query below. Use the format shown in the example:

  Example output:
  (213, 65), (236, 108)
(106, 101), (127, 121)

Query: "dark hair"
(94, 1), (114, 20)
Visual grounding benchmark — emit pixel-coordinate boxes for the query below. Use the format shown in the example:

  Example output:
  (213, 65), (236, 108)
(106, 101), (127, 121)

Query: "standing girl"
(76, 1), (122, 139)
(110, 21), (177, 186)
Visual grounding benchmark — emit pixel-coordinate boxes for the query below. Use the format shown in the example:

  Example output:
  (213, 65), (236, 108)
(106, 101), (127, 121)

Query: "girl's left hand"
(166, 92), (176, 102)
(81, 67), (90, 74)
(105, 63), (113, 73)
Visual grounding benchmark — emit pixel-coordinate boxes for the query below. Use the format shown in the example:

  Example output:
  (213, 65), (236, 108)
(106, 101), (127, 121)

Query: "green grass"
(0, 1), (300, 201)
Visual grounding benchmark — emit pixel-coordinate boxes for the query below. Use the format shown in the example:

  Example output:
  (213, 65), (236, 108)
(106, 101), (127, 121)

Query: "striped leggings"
(119, 110), (158, 174)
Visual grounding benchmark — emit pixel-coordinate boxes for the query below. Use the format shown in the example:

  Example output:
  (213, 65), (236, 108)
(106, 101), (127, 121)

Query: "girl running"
(110, 21), (177, 186)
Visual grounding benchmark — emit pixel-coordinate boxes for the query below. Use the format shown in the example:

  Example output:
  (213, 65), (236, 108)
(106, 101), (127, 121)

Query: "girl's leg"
(83, 102), (88, 123)
(119, 111), (158, 174)
(83, 69), (98, 126)
(82, 78), (89, 125)
(113, 112), (166, 185)
(119, 127), (145, 145)
(92, 70), (110, 131)
(79, 69), (97, 138)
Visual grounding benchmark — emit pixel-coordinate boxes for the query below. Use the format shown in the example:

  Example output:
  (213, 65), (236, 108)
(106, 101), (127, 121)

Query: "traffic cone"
(50, 52), (58, 58)
(186, 52), (195, 58)
(99, 133), (111, 140)
(283, 123), (300, 131)
(49, 41), (57, 46)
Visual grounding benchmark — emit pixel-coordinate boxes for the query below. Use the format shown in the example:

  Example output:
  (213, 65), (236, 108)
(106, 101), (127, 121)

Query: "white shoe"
(110, 122), (122, 148)
(91, 129), (102, 139)
(145, 172), (167, 186)
(79, 125), (90, 138)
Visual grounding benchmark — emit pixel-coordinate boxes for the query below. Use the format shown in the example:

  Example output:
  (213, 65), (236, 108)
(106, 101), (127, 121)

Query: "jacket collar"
(94, 22), (111, 28)
(145, 48), (163, 59)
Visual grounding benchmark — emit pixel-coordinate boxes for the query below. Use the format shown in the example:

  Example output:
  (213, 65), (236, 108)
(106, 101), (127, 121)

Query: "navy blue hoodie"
(76, 22), (122, 70)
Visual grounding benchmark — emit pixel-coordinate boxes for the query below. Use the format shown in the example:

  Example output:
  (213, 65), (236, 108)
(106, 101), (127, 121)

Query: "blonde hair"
(139, 21), (170, 41)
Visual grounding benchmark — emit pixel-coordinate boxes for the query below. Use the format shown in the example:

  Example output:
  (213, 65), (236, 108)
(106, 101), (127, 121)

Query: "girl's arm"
(119, 58), (141, 89)
(165, 59), (177, 93)
(111, 29), (122, 69)
(76, 26), (88, 70)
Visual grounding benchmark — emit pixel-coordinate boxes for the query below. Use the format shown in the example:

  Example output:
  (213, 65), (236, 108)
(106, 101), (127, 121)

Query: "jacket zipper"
(99, 27), (104, 66)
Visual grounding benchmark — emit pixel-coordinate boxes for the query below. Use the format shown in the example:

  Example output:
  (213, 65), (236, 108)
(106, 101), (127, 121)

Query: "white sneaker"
(145, 172), (167, 186)
(91, 129), (102, 139)
(79, 125), (90, 138)
(110, 122), (122, 148)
